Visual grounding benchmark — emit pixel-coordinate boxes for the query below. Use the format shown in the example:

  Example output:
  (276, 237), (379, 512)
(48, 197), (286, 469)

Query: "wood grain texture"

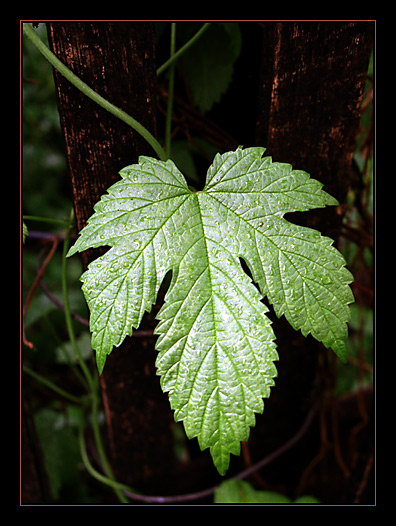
(257, 22), (373, 214)
(251, 22), (373, 502)
(47, 22), (175, 492)
(47, 22), (158, 242)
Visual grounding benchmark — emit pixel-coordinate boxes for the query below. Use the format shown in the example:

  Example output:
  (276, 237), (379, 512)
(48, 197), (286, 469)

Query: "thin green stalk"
(61, 213), (93, 391)
(165, 23), (176, 160)
(62, 211), (127, 503)
(78, 426), (136, 497)
(41, 312), (89, 391)
(23, 364), (89, 405)
(156, 23), (211, 76)
(23, 215), (68, 227)
(23, 23), (167, 161)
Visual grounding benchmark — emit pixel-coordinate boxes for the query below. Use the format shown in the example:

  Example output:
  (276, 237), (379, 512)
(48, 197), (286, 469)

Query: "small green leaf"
(179, 23), (242, 113)
(68, 146), (353, 474)
(214, 479), (320, 504)
(23, 221), (28, 244)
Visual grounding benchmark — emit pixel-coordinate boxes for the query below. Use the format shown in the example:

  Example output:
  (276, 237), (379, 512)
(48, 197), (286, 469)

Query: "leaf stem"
(22, 23), (167, 161)
(156, 23), (211, 76)
(61, 210), (128, 503)
(23, 215), (69, 227)
(23, 364), (90, 405)
(61, 213), (92, 390)
(78, 426), (138, 497)
(164, 23), (176, 160)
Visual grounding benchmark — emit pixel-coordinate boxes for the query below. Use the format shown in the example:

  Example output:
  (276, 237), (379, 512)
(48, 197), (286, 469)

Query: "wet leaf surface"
(68, 146), (354, 474)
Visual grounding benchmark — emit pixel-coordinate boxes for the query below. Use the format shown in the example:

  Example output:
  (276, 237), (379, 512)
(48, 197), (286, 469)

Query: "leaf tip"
(211, 445), (231, 476)
(325, 337), (348, 364)
(326, 194), (340, 207)
(66, 245), (77, 258)
(333, 343), (348, 364)
(95, 350), (107, 375)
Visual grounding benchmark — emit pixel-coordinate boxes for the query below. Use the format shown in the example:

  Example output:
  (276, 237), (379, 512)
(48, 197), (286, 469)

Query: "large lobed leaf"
(67, 146), (354, 475)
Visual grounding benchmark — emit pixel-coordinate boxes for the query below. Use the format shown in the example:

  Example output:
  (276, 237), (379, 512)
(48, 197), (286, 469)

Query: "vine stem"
(61, 210), (128, 504)
(78, 404), (317, 504)
(78, 426), (139, 497)
(164, 23), (176, 159)
(156, 23), (211, 76)
(23, 364), (89, 405)
(22, 23), (167, 162)
(23, 215), (69, 227)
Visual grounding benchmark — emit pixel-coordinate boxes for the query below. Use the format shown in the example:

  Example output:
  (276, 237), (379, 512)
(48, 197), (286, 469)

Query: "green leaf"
(67, 146), (354, 475)
(179, 23), (242, 113)
(214, 479), (320, 504)
(23, 221), (28, 243)
(214, 479), (289, 503)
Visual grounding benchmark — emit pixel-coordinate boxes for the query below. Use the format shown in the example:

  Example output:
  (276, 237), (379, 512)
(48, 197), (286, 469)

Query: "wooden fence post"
(251, 21), (373, 502)
(47, 22), (175, 494)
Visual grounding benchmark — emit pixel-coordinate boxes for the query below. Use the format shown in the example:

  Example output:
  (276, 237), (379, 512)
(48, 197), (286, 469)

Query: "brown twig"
(331, 399), (351, 479)
(296, 403), (329, 495)
(157, 84), (239, 152)
(120, 405), (318, 503)
(36, 243), (90, 327)
(23, 235), (59, 349)
(353, 453), (373, 504)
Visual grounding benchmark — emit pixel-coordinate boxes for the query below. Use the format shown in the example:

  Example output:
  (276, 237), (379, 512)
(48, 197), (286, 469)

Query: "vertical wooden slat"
(251, 22), (373, 498)
(47, 22), (175, 493)
(257, 22), (373, 233)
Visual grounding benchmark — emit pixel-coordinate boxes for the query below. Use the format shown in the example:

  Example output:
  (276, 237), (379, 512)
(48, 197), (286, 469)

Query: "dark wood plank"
(47, 22), (175, 493)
